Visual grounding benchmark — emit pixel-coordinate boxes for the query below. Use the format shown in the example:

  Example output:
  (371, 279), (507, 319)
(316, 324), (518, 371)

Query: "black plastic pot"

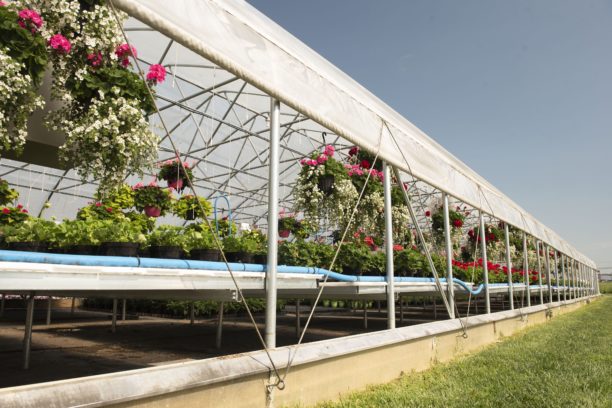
(100, 242), (139, 257)
(342, 265), (363, 276)
(317, 174), (335, 195)
(190, 248), (221, 261)
(225, 251), (254, 264)
(185, 209), (197, 221)
(253, 253), (268, 264)
(8, 241), (47, 253)
(149, 245), (183, 259)
(68, 245), (100, 256)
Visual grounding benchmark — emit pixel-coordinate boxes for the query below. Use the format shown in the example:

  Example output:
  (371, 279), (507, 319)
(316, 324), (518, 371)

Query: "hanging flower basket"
(317, 174), (335, 195)
(144, 205), (162, 218)
(158, 159), (194, 192)
(278, 229), (291, 238)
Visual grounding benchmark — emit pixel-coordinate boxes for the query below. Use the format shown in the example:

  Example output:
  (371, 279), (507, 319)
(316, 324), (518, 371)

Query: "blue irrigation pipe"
(0, 250), (525, 295)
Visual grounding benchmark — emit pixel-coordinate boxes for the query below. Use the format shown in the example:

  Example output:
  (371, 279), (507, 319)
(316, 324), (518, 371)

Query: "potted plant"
(93, 220), (146, 257)
(184, 224), (220, 261)
(58, 219), (101, 255)
(172, 194), (211, 221)
(0, 204), (30, 225)
(133, 182), (174, 217)
(244, 229), (267, 264)
(0, 4), (48, 157)
(2, 218), (59, 252)
(278, 215), (297, 238)
(394, 246), (426, 277)
(0, 179), (19, 206)
(157, 158), (194, 192)
(146, 225), (186, 259)
(222, 234), (259, 264)
(337, 242), (372, 276)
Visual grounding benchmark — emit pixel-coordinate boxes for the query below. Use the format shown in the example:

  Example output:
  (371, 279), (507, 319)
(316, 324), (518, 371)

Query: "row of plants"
(82, 297), (285, 318)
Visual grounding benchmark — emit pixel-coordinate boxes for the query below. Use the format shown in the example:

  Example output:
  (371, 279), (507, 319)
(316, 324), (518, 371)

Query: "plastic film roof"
(109, 0), (595, 267)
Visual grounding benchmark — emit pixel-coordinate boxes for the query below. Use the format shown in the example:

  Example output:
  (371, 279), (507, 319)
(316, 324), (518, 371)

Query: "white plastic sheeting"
(111, 0), (595, 268)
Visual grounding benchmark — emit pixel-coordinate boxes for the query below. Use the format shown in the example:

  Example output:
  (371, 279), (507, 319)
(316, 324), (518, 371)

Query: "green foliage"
(278, 240), (335, 269)
(66, 66), (155, 114)
(214, 218), (236, 238)
(0, 6), (48, 86)
(172, 195), (212, 220)
(133, 185), (174, 215)
(222, 234), (259, 253)
(95, 184), (135, 210)
(394, 247), (427, 276)
(183, 224), (217, 251)
(337, 242), (372, 273)
(92, 220), (146, 243)
(2, 218), (60, 243)
(317, 297), (612, 408)
(157, 159), (194, 183)
(278, 216), (297, 232)
(0, 179), (19, 206)
(0, 205), (30, 225)
(57, 219), (101, 246)
(76, 202), (118, 220)
(146, 225), (187, 249)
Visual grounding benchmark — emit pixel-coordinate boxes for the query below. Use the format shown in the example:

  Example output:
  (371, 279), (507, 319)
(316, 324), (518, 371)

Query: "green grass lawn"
(317, 296), (612, 408)
(599, 281), (612, 294)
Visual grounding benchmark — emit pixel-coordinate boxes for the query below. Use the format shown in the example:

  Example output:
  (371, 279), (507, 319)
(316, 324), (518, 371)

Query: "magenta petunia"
(87, 52), (103, 67)
(48, 34), (71, 54)
(146, 64), (166, 84)
(18, 9), (43, 33)
(115, 43), (137, 67)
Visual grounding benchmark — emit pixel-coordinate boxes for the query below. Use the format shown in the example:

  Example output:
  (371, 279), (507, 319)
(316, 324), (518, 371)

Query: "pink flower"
(317, 154), (328, 164)
(48, 34), (71, 54)
(16, 204), (23, 209)
(0, 2), (6, 6)
(115, 43), (137, 67)
(132, 182), (144, 190)
(2, 208), (9, 214)
(87, 52), (103, 67)
(393, 244), (404, 251)
(18, 9), (43, 33)
(95, 202), (102, 207)
(300, 159), (308, 166)
(323, 144), (335, 157)
(147, 180), (158, 187)
(146, 64), (166, 84)
(307, 159), (317, 166)
(21, 209), (28, 214)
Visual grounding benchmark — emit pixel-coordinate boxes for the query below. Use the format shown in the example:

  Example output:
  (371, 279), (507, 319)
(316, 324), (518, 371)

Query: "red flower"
(21, 209), (28, 214)
(360, 160), (371, 169)
(16, 204), (23, 209)
(95, 202), (102, 207)
(393, 244), (404, 251)
(348, 146), (359, 156)
(425, 210), (431, 217)
(106, 207), (113, 213)
(2, 208), (10, 214)
(452, 219), (463, 228)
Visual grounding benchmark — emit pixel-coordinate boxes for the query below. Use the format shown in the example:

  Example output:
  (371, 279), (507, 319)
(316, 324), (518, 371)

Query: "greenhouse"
(0, 0), (600, 407)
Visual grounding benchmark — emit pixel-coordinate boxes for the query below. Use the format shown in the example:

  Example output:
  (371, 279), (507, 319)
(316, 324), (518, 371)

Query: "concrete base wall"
(0, 296), (596, 408)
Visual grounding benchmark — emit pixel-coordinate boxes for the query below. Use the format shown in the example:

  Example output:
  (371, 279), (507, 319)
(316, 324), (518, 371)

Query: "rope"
(108, 1), (284, 386)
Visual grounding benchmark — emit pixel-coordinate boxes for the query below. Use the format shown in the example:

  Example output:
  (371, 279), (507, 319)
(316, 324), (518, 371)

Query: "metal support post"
(111, 299), (117, 333)
(189, 302), (195, 325)
(442, 193), (456, 318)
(572, 259), (577, 299)
(215, 302), (224, 349)
(561, 255), (567, 302)
(544, 244), (553, 303)
(0, 294), (5, 317)
(122, 299), (127, 321)
(46, 297), (52, 326)
(23, 293), (35, 369)
(265, 97), (281, 348)
(363, 305), (368, 329)
(71, 297), (75, 315)
(383, 162), (396, 329)
(523, 233), (530, 307)
(295, 300), (301, 338)
(399, 297), (404, 324)
(479, 212), (491, 314)
(536, 241), (543, 304)
(504, 224), (514, 310)
(553, 251), (561, 302)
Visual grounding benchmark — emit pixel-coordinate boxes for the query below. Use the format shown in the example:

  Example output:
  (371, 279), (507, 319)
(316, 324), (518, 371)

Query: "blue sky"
(247, 0), (612, 270)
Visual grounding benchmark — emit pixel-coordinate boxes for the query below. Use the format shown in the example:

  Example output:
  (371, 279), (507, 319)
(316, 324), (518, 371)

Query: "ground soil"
(0, 301), (450, 389)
